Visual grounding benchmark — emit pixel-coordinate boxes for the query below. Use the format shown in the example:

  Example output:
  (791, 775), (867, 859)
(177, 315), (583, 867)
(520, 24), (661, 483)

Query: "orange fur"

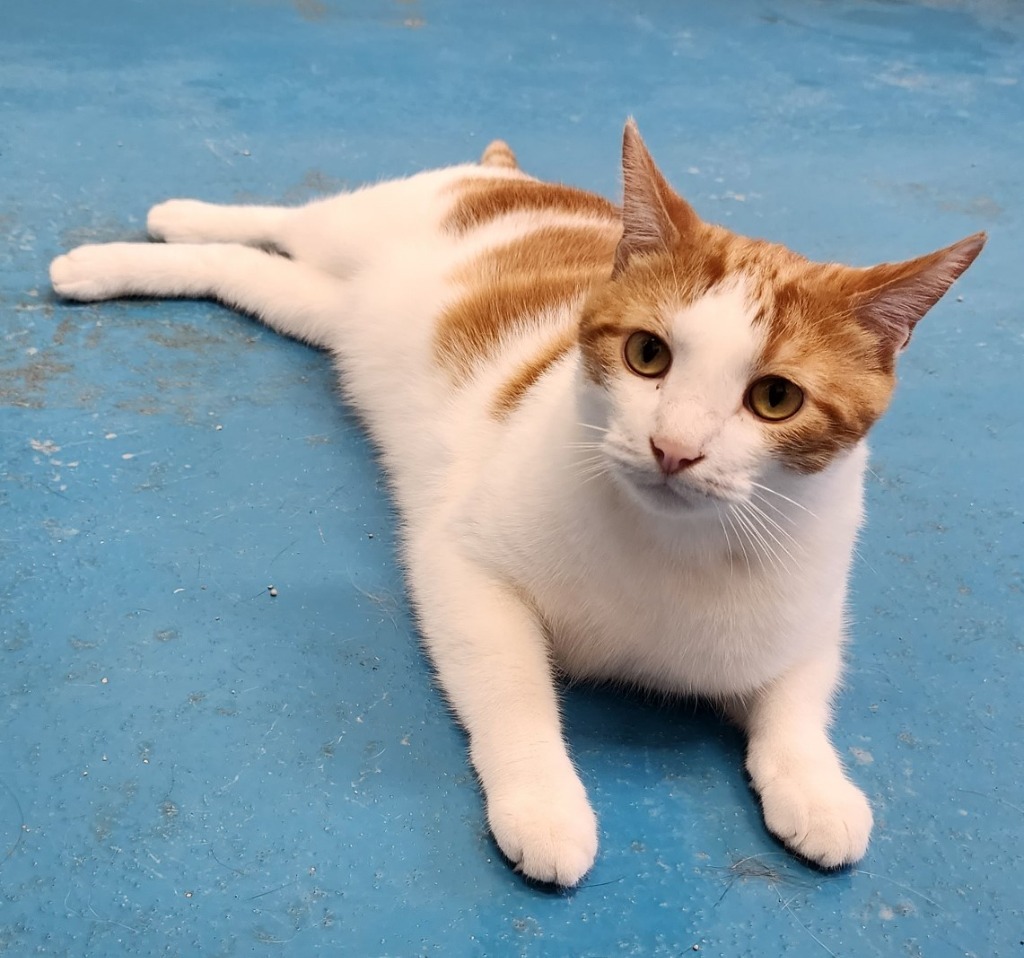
(480, 140), (519, 170)
(491, 329), (576, 419)
(445, 125), (982, 471)
(436, 223), (618, 390)
(444, 178), (619, 235)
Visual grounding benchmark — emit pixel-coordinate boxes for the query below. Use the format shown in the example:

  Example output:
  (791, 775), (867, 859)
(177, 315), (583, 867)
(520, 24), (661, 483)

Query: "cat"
(49, 120), (985, 886)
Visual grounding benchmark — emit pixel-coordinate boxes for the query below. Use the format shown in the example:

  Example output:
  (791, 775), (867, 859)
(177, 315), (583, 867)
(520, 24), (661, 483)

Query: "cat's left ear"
(850, 232), (987, 352)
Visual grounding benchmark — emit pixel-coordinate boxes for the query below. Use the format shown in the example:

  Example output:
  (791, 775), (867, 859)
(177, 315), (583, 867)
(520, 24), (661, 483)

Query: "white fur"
(50, 162), (873, 884)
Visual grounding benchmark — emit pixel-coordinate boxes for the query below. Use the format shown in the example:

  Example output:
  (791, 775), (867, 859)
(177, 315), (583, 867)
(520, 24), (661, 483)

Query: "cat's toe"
(758, 773), (873, 869)
(487, 780), (599, 886)
(50, 245), (125, 302)
(147, 199), (208, 242)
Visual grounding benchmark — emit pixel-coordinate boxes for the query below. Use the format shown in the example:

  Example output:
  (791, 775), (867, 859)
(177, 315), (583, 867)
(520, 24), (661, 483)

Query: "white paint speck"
(850, 747), (874, 765)
(105, 433), (117, 440)
(121, 453), (135, 460)
(30, 438), (61, 455)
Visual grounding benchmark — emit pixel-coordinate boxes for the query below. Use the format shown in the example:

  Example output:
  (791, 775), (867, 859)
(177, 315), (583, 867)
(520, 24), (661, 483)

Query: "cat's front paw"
(50, 244), (132, 302)
(756, 771), (873, 868)
(486, 774), (599, 886)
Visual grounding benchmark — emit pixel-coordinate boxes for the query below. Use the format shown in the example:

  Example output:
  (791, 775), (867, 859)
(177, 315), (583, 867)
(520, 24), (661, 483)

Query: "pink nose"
(650, 437), (704, 476)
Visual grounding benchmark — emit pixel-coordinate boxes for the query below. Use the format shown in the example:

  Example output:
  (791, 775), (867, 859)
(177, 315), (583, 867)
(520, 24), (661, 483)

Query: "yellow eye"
(747, 376), (804, 421)
(624, 331), (671, 378)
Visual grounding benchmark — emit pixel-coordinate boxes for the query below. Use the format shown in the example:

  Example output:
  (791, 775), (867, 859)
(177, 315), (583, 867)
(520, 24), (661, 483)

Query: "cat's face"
(580, 248), (889, 516)
(577, 121), (985, 517)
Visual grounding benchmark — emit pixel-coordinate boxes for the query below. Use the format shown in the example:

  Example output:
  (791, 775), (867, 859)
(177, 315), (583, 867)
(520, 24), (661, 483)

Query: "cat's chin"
(613, 471), (725, 517)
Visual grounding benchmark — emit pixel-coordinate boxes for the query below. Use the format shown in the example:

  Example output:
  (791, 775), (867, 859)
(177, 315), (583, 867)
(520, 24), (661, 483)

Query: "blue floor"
(2, 1), (1022, 954)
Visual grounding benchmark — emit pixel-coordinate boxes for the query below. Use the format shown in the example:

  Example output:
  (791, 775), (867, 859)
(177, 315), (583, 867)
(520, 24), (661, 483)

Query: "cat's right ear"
(614, 119), (700, 277)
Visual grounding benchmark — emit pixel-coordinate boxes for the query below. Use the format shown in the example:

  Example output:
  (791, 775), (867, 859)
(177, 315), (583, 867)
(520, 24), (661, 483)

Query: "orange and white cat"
(50, 122), (984, 885)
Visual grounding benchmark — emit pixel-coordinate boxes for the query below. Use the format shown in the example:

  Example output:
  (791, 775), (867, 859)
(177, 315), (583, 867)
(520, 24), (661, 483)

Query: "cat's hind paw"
(50, 244), (133, 302)
(147, 199), (218, 243)
(757, 772), (873, 869)
(487, 778), (599, 886)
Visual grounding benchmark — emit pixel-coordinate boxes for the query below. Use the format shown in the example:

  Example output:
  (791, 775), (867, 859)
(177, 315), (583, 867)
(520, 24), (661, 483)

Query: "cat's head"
(577, 120), (985, 517)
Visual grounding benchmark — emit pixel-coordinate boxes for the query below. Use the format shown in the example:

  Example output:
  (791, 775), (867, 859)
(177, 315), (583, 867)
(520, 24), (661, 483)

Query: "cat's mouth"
(609, 460), (736, 514)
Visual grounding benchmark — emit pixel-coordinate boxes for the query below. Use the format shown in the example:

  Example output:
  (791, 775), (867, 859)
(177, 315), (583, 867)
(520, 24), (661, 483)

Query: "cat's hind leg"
(50, 242), (344, 350)
(147, 200), (292, 251)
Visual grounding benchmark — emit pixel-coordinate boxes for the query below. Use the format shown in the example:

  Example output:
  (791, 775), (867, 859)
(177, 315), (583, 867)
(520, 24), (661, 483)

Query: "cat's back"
(328, 159), (623, 503)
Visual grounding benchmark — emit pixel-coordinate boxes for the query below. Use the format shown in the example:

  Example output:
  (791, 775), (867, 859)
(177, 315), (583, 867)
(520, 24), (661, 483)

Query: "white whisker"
(732, 504), (774, 572)
(715, 508), (735, 574)
(743, 500), (801, 566)
(749, 489), (798, 525)
(750, 481), (819, 520)
(746, 495), (802, 546)
(749, 496), (801, 548)
(725, 510), (753, 573)
(577, 465), (611, 487)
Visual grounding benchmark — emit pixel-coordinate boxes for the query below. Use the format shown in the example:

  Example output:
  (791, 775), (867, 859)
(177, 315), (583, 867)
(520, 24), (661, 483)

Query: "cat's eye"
(746, 376), (804, 421)
(623, 331), (671, 378)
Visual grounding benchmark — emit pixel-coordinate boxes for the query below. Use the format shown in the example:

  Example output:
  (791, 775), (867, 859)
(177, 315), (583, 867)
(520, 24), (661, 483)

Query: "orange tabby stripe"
(436, 223), (619, 390)
(444, 178), (619, 235)
(480, 140), (519, 170)
(491, 330), (576, 419)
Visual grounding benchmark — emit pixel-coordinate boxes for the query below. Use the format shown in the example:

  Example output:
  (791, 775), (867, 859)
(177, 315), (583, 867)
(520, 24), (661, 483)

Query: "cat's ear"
(614, 119), (700, 276)
(849, 232), (986, 352)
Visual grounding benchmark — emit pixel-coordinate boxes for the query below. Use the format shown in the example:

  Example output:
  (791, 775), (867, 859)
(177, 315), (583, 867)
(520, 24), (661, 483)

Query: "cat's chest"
(508, 522), (835, 697)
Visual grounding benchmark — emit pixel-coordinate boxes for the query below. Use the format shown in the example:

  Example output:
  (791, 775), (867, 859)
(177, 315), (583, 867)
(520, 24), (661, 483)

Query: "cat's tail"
(480, 140), (518, 170)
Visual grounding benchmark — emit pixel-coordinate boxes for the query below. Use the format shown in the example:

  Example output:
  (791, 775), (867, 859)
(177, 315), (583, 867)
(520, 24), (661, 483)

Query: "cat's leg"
(50, 242), (344, 349)
(730, 644), (873, 868)
(147, 200), (292, 250)
(407, 535), (598, 886)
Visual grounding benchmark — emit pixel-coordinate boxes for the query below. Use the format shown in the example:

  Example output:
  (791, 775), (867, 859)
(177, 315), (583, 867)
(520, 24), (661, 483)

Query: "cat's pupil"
(641, 338), (661, 364)
(768, 380), (788, 407)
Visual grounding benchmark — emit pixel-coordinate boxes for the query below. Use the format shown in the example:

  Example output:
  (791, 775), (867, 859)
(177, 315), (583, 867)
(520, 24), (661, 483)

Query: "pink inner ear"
(614, 120), (700, 276)
(853, 232), (986, 351)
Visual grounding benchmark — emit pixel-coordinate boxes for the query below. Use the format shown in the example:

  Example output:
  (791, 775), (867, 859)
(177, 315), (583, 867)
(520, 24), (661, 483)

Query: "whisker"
(743, 500), (801, 566)
(577, 466), (610, 487)
(715, 508), (735, 574)
(563, 453), (606, 476)
(577, 422), (608, 435)
(568, 452), (610, 475)
(726, 509), (753, 573)
(732, 504), (774, 572)
(749, 489), (798, 525)
(746, 496), (802, 548)
(750, 481), (819, 520)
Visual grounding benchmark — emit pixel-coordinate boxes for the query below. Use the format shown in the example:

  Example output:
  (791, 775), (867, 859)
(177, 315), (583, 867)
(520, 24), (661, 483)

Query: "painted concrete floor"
(2, 1), (1022, 955)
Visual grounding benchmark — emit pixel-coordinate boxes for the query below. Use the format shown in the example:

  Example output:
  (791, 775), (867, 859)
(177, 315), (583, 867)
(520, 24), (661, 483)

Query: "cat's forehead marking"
(664, 274), (764, 381)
